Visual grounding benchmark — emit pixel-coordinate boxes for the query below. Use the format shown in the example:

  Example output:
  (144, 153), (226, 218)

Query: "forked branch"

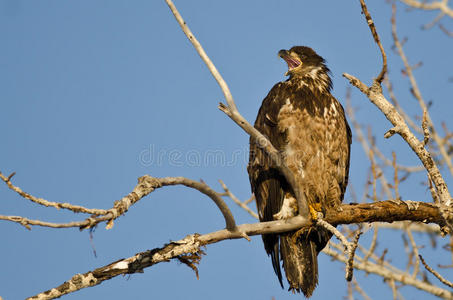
(344, 0), (453, 231)
(28, 200), (445, 299)
(1, 174), (237, 231)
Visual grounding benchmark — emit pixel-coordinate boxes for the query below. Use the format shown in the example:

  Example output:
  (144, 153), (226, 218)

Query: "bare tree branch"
(346, 230), (362, 281)
(400, 0), (453, 18)
(317, 219), (363, 281)
(26, 200), (446, 300)
(359, 0), (387, 83)
(27, 217), (312, 300)
(419, 254), (453, 288)
(391, 4), (453, 177)
(0, 171), (108, 215)
(219, 180), (259, 219)
(351, 278), (372, 300)
(1, 175), (237, 232)
(164, 0), (309, 219)
(323, 247), (453, 299)
(343, 0), (453, 232)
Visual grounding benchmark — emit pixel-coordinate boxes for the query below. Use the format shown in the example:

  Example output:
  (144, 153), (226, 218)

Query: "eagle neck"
(288, 67), (332, 94)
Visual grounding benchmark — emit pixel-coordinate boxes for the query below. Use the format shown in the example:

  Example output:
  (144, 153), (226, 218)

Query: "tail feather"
(280, 233), (318, 298)
(271, 240), (284, 288)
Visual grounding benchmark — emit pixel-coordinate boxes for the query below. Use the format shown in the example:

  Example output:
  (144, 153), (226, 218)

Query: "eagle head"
(278, 46), (332, 92)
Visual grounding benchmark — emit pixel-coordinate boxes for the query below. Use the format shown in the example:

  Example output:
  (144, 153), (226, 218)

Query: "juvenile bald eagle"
(248, 46), (351, 297)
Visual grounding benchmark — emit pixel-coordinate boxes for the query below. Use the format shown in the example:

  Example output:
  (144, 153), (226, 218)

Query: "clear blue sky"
(1, 1), (452, 299)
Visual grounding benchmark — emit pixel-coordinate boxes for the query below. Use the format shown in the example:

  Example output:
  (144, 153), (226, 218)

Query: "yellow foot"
(293, 203), (323, 243)
(309, 202), (323, 220)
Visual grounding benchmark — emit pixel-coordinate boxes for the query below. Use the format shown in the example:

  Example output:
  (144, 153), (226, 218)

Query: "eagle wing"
(248, 80), (351, 294)
(247, 82), (288, 286)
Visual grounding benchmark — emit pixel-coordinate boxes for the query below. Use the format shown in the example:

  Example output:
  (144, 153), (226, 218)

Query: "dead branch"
(400, 0), (453, 18)
(346, 231), (362, 281)
(317, 218), (363, 281)
(391, 4), (453, 177)
(359, 0), (387, 83)
(419, 254), (453, 288)
(343, 0), (453, 232)
(26, 199), (446, 300)
(323, 246), (453, 299)
(0, 171), (108, 215)
(351, 278), (372, 300)
(219, 180), (259, 219)
(27, 217), (311, 300)
(0, 175), (237, 232)
(326, 201), (445, 229)
(164, 0), (309, 219)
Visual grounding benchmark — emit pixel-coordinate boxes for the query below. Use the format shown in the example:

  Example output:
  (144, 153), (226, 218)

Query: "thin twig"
(388, 278), (398, 300)
(346, 98), (393, 200)
(359, 0), (387, 83)
(0, 215), (91, 230)
(353, 121), (394, 200)
(346, 230), (363, 281)
(392, 152), (400, 201)
(317, 219), (350, 250)
(352, 278), (373, 300)
(323, 246), (453, 299)
(422, 11), (446, 29)
(316, 219), (362, 281)
(384, 77), (423, 135)
(0, 171), (108, 215)
(1, 175), (237, 232)
(419, 254), (453, 288)
(423, 109), (430, 146)
(392, 4), (453, 177)
(405, 227), (421, 278)
(363, 224), (379, 262)
(243, 194), (255, 205)
(439, 23), (453, 37)
(164, 0), (236, 111)
(219, 180), (259, 220)
(399, 0), (453, 18)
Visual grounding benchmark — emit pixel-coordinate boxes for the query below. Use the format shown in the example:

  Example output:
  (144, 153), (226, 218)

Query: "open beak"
(278, 49), (290, 58)
(278, 49), (301, 76)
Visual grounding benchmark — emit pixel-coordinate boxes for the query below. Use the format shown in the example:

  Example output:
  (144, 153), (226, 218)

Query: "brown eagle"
(248, 46), (351, 297)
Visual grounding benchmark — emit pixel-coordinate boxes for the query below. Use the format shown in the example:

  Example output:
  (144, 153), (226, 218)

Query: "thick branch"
(28, 200), (444, 299)
(326, 200), (444, 228)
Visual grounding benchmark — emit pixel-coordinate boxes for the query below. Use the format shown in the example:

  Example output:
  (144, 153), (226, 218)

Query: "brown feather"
(248, 46), (351, 297)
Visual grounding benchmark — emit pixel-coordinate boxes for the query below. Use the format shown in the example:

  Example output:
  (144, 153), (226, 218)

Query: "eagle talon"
(308, 203), (323, 220)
